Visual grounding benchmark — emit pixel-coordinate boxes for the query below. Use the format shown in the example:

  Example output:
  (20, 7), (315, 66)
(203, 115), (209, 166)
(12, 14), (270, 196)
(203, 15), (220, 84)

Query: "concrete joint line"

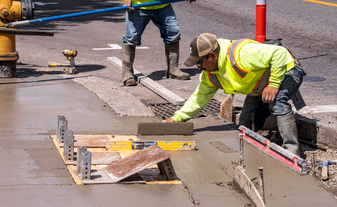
(107, 57), (185, 106)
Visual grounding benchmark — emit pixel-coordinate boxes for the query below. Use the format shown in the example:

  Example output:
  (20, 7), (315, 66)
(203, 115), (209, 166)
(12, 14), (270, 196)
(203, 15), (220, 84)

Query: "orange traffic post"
(255, 0), (266, 43)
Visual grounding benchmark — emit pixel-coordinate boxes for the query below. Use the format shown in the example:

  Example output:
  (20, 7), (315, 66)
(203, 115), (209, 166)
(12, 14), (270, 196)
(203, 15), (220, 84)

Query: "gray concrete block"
(137, 122), (194, 135)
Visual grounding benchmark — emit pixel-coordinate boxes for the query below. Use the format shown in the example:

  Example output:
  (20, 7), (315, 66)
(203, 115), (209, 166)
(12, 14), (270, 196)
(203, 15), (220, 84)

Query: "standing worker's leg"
(122, 44), (136, 86)
(276, 111), (299, 154)
(271, 64), (304, 155)
(121, 9), (151, 86)
(165, 42), (190, 79)
(153, 5), (190, 80)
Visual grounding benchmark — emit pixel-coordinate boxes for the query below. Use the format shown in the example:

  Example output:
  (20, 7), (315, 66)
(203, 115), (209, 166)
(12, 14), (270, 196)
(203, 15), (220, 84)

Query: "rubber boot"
(165, 42), (190, 80)
(277, 112), (299, 155)
(122, 44), (137, 86)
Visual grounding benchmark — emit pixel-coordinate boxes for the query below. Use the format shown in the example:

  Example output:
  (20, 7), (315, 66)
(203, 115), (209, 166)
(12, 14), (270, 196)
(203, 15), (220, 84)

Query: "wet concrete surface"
(1, 73), (336, 206)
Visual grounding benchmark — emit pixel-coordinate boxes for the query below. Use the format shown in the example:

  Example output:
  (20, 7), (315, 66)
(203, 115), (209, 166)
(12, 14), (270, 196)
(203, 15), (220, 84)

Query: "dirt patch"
(305, 148), (337, 198)
(209, 140), (237, 153)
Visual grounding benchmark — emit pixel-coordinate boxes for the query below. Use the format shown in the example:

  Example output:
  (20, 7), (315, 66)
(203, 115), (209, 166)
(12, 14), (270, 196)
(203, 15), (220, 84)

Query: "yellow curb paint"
(304, 0), (337, 7)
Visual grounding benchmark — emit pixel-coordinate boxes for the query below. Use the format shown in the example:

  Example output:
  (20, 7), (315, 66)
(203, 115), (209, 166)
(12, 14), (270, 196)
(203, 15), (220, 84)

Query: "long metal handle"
(6, 0), (185, 28)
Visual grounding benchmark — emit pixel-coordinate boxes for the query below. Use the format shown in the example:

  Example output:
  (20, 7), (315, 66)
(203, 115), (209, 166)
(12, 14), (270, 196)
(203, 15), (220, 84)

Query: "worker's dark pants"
(239, 64), (304, 131)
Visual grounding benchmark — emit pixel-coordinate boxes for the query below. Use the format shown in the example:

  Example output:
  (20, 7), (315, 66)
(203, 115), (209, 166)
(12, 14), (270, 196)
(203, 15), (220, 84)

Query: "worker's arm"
(164, 73), (219, 122)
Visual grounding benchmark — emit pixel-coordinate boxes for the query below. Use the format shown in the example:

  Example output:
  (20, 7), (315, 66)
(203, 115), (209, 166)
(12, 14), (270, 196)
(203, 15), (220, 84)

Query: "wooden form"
(102, 145), (174, 183)
(233, 165), (266, 207)
(219, 94), (234, 122)
(51, 134), (182, 185)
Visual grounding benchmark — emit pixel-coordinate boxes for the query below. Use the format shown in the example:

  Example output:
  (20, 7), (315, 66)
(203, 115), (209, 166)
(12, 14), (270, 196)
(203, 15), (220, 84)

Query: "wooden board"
(102, 145), (171, 183)
(233, 166), (266, 207)
(54, 135), (140, 148)
(67, 166), (146, 184)
(219, 94), (234, 122)
(65, 152), (122, 165)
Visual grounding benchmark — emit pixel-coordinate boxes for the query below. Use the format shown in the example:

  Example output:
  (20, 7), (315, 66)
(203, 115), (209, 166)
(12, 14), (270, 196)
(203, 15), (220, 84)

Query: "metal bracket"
(63, 130), (74, 161)
(80, 151), (92, 180)
(57, 115), (68, 143)
(76, 146), (87, 174)
(157, 158), (177, 180)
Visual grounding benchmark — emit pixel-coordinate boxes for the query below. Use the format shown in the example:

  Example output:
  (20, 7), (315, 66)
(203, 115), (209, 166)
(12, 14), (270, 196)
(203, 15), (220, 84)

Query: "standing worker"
(164, 33), (305, 155)
(121, 0), (196, 86)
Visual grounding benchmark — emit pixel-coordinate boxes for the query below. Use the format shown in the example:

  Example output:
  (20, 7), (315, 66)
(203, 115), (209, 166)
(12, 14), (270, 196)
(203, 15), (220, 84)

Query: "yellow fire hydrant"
(0, 0), (34, 77)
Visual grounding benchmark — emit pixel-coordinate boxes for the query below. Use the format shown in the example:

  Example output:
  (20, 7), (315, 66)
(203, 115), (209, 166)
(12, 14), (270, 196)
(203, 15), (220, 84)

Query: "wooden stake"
(219, 94), (234, 122)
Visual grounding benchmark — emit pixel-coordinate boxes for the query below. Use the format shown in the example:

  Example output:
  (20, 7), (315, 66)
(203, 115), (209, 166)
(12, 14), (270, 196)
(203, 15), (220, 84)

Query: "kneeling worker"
(164, 33), (304, 155)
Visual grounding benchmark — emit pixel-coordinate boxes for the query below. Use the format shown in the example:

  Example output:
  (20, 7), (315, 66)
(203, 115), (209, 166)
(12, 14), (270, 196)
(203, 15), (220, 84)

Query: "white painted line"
(34, 2), (58, 6)
(107, 57), (185, 105)
(93, 48), (117, 51)
(135, 47), (150, 49)
(297, 105), (337, 114)
(106, 44), (122, 49)
(93, 44), (149, 51)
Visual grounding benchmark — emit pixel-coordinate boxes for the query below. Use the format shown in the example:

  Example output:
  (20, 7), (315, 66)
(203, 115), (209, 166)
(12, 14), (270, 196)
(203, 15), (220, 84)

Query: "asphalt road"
(5, 0), (337, 206)
(18, 0), (337, 106)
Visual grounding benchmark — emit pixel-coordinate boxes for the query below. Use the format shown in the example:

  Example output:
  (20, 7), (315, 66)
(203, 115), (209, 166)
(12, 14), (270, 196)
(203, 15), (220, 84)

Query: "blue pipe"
(7, 0), (185, 27)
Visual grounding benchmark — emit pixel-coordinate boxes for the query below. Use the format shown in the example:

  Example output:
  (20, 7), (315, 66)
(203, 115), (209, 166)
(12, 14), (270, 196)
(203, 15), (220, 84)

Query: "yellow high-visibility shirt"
(172, 38), (295, 122)
(122, 0), (169, 10)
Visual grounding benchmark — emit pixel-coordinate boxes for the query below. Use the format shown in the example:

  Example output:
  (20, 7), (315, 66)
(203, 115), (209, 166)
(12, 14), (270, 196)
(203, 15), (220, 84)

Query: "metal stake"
(251, 113), (256, 132)
(63, 130), (74, 161)
(240, 134), (244, 168)
(259, 167), (266, 204)
(77, 146), (87, 174)
(157, 158), (177, 180)
(57, 115), (68, 143)
(80, 151), (92, 180)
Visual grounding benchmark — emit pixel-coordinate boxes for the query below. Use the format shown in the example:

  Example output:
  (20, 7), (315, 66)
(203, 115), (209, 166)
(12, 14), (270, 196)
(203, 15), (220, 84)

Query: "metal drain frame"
(146, 99), (221, 120)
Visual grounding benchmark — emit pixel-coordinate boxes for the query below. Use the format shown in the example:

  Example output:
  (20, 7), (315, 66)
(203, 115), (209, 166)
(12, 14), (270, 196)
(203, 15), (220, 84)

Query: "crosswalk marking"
(93, 44), (149, 50)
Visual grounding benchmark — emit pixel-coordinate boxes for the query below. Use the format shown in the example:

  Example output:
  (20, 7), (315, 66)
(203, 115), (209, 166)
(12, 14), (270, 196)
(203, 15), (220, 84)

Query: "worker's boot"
(122, 44), (137, 86)
(165, 42), (190, 80)
(277, 112), (299, 155)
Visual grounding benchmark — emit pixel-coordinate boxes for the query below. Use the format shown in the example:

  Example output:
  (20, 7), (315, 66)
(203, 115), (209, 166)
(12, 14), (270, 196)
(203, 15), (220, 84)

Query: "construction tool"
(137, 122), (194, 135)
(6, 0), (186, 28)
(106, 140), (196, 151)
(239, 125), (308, 174)
(60, 49), (77, 74)
(314, 159), (337, 180)
(48, 62), (86, 67)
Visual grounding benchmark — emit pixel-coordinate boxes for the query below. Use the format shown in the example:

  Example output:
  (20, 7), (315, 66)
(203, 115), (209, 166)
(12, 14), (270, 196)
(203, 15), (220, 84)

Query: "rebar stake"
(251, 113), (256, 132)
(240, 134), (244, 168)
(259, 167), (266, 204)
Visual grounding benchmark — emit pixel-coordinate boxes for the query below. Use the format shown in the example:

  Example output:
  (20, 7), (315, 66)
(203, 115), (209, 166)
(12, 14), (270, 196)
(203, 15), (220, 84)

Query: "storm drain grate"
(147, 99), (221, 120)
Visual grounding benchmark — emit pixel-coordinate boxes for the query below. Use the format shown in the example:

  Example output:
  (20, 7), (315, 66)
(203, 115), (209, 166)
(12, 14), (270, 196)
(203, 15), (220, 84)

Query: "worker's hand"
(123, 0), (134, 11)
(187, 0), (196, 2)
(262, 86), (279, 103)
(162, 118), (175, 123)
